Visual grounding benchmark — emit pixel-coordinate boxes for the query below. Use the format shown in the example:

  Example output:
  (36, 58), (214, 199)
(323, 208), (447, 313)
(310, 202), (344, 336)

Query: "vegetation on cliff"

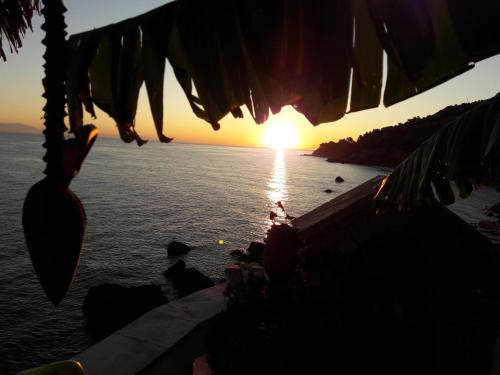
(312, 101), (482, 168)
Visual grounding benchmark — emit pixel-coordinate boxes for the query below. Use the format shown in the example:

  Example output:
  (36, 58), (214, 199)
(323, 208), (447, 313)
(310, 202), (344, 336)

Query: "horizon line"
(0, 126), (315, 152)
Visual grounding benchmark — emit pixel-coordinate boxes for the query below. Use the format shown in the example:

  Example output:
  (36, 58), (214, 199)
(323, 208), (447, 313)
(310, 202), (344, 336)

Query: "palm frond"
(0, 0), (40, 61)
(376, 92), (500, 211)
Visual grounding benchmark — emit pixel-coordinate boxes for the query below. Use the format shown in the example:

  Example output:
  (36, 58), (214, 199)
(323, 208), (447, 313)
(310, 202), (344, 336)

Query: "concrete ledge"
(74, 284), (226, 375)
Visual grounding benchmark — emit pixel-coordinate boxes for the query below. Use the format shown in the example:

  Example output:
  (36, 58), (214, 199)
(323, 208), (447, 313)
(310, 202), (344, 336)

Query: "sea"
(0, 132), (498, 374)
(0, 132), (383, 373)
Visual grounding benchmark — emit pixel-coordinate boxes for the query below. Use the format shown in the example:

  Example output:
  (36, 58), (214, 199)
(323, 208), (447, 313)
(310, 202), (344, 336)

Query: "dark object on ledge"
(246, 242), (264, 264)
(167, 240), (191, 256)
(487, 202), (500, 220)
(230, 242), (265, 264)
(230, 249), (245, 258)
(163, 260), (214, 297)
(324, 189), (333, 193)
(263, 224), (299, 284)
(82, 283), (167, 339)
(335, 176), (345, 183)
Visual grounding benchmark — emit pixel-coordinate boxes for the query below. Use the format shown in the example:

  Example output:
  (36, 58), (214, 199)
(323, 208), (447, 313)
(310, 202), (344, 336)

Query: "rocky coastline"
(310, 100), (481, 168)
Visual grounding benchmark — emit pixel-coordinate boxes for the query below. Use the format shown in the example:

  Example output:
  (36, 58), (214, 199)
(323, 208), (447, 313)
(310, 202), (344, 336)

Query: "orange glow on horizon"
(79, 105), (350, 151)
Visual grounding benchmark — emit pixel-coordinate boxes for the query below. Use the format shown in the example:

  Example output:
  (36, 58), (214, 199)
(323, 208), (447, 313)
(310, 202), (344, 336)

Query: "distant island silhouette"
(0, 123), (40, 134)
(312, 101), (482, 168)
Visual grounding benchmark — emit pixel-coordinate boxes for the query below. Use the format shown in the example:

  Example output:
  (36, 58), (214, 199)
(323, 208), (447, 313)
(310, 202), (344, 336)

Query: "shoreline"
(303, 152), (396, 170)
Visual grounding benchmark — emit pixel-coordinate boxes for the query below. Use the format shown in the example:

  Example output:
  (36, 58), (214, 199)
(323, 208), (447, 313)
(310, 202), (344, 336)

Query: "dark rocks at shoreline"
(167, 240), (191, 256)
(164, 260), (214, 297)
(335, 176), (344, 183)
(325, 151), (405, 168)
(82, 283), (168, 339)
(230, 242), (265, 264)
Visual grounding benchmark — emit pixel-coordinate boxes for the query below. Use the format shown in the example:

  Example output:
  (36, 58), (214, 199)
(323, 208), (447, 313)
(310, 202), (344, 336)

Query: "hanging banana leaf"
(349, 0), (383, 113)
(288, 0), (353, 125)
(66, 30), (101, 132)
(141, 6), (174, 143)
(165, 0), (235, 130)
(376, 92), (500, 211)
(65, 0), (500, 142)
(88, 23), (147, 145)
(379, 0), (473, 107)
(447, 0), (500, 63)
(66, 5), (177, 144)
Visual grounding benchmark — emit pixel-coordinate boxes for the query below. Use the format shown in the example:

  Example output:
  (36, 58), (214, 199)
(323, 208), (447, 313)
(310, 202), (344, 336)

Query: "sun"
(262, 119), (299, 149)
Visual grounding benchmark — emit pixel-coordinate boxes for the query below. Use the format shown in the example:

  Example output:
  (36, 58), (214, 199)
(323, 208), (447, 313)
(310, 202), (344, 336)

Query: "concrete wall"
(74, 284), (226, 375)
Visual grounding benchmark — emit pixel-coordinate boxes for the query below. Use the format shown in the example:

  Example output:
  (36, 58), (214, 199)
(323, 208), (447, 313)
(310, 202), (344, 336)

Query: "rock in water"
(167, 240), (191, 256)
(163, 259), (186, 279)
(176, 269), (214, 297)
(83, 283), (168, 339)
(164, 260), (214, 297)
(335, 176), (345, 183)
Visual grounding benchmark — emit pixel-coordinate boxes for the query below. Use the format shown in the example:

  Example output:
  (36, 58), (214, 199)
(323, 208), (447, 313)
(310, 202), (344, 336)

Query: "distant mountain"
(0, 123), (40, 134)
(312, 101), (482, 168)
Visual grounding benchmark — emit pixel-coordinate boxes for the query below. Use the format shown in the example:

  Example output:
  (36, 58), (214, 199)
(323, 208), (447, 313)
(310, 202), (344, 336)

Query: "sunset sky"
(1, 0), (500, 150)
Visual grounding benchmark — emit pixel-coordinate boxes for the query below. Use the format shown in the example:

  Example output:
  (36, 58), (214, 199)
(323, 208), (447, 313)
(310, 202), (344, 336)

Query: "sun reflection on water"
(266, 148), (288, 225)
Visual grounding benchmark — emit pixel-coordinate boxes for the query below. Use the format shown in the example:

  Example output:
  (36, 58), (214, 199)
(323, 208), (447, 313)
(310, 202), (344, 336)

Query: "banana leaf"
(367, 0), (436, 81)
(349, 0), (383, 113)
(166, 0), (240, 129)
(140, 6), (174, 143)
(291, 0), (353, 125)
(87, 23), (147, 145)
(66, 4), (177, 144)
(65, 0), (500, 144)
(376, 92), (500, 211)
(380, 0), (472, 107)
(447, 0), (500, 63)
(237, 0), (291, 122)
(66, 30), (101, 132)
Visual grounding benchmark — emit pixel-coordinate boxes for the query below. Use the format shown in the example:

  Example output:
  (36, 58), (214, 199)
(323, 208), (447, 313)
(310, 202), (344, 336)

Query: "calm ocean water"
(0, 132), (384, 373)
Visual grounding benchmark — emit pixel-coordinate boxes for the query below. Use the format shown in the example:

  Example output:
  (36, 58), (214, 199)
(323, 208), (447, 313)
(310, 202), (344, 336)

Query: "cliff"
(312, 101), (482, 168)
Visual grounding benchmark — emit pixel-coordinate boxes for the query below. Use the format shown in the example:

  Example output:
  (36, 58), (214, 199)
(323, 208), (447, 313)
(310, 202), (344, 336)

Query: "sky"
(1, 0), (500, 150)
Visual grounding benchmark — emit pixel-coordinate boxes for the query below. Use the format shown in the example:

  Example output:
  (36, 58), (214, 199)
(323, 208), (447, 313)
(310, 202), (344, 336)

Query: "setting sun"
(262, 119), (299, 149)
